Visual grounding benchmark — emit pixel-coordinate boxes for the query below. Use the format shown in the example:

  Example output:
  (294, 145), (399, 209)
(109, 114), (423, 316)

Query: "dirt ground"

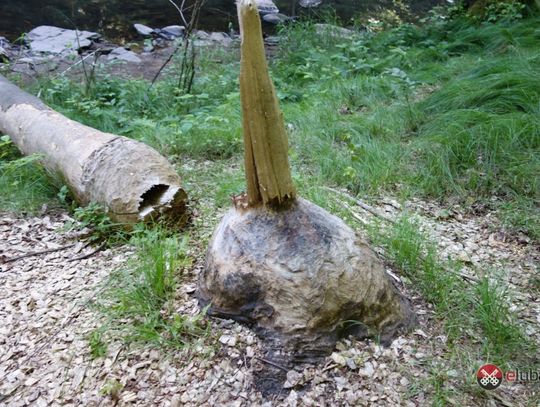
(1, 194), (538, 406)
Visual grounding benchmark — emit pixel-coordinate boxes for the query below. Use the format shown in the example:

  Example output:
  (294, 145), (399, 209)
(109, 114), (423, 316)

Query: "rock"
(17, 56), (38, 63)
(457, 251), (472, 263)
(261, 13), (289, 25)
(331, 352), (347, 366)
(283, 370), (302, 388)
(133, 23), (154, 37)
(191, 31), (233, 47)
(194, 30), (210, 40)
(299, 0), (322, 7)
(314, 24), (355, 39)
(170, 394), (181, 407)
(256, 0), (279, 15)
(264, 36), (280, 46)
(208, 32), (233, 46)
(0, 37), (9, 62)
(27, 26), (100, 54)
(152, 38), (168, 48)
(346, 358), (357, 370)
(334, 376), (348, 391)
(161, 25), (185, 38)
(107, 47), (141, 63)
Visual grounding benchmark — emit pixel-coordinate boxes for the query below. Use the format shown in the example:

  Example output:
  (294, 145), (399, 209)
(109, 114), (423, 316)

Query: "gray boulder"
(262, 13), (289, 25)
(209, 32), (233, 46)
(256, 0), (279, 15)
(133, 23), (154, 37)
(0, 46), (8, 62)
(299, 0), (322, 8)
(161, 25), (185, 38)
(193, 30), (211, 40)
(27, 26), (100, 54)
(107, 47), (141, 63)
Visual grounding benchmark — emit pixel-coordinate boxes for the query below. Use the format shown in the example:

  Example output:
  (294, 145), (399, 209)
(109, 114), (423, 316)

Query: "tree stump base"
(199, 198), (415, 360)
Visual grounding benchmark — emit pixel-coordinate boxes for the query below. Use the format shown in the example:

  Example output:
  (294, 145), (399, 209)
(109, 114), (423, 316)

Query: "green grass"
(88, 329), (108, 359)
(363, 214), (534, 403)
(3, 11), (539, 240)
(273, 16), (540, 238)
(0, 136), (59, 213)
(93, 226), (210, 349)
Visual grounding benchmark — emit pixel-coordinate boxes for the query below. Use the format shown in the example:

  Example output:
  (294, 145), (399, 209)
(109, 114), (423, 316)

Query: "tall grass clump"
(274, 14), (540, 239)
(368, 216), (531, 367)
(95, 227), (209, 349)
(0, 135), (59, 212)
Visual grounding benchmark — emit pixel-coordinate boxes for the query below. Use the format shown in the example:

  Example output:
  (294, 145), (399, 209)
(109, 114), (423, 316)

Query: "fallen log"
(0, 75), (187, 224)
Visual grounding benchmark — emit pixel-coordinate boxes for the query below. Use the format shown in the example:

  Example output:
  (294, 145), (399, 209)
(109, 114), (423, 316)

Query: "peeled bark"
(199, 0), (415, 370)
(0, 75), (187, 224)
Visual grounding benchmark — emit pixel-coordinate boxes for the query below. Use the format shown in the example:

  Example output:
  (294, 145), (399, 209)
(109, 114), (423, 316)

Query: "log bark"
(0, 75), (187, 224)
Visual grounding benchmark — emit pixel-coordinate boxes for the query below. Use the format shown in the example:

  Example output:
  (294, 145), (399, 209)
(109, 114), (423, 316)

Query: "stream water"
(0, 0), (441, 41)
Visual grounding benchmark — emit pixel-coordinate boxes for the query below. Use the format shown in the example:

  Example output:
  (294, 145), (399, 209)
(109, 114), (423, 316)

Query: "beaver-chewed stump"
(199, 198), (415, 359)
(199, 0), (414, 383)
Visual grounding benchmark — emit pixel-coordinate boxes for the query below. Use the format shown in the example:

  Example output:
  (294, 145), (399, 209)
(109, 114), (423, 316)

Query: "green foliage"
(368, 216), (470, 340)
(0, 135), (59, 213)
(274, 15), (540, 239)
(488, 1), (526, 21)
(99, 379), (123, 399)
(87, 329), (108, 359)
(96, 227), (209, 349)
(432, 0), (529, 23)
(368, 215), (532, 367)
(474, 276), (526, 360)
(474, 0), (527, 22)
(498, 198), (540, 241)
(7, 10), (539, 242)
(64, 202), (128, 245)
(38, 46), (243, 161)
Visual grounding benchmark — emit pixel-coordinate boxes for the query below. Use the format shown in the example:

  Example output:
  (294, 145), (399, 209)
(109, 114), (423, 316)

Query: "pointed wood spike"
(238, 0), (296, 208)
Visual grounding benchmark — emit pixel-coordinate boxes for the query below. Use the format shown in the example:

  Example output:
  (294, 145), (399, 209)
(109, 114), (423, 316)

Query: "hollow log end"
(81, 138), (189, 226)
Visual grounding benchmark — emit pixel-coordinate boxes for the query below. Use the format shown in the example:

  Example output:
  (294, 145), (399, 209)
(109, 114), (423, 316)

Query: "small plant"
(0, 134), (16, 160)
(56, 185), (72, 206)
(65, 202), (127, 245)
(99, 379), (123, 400)
(474, 276), (526, 363)
(367, 215), (532, 365)
(0, 135), (58, 212)
(88, 329), (108, 359)
(483, 0), (526, 22)
(95, 227), (209, 349)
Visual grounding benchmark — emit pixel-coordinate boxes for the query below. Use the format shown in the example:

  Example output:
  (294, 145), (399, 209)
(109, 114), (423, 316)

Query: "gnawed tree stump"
(199, 0), (415, 377)
(0, 75), (187, 224)
(200, 198), (414, 355)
